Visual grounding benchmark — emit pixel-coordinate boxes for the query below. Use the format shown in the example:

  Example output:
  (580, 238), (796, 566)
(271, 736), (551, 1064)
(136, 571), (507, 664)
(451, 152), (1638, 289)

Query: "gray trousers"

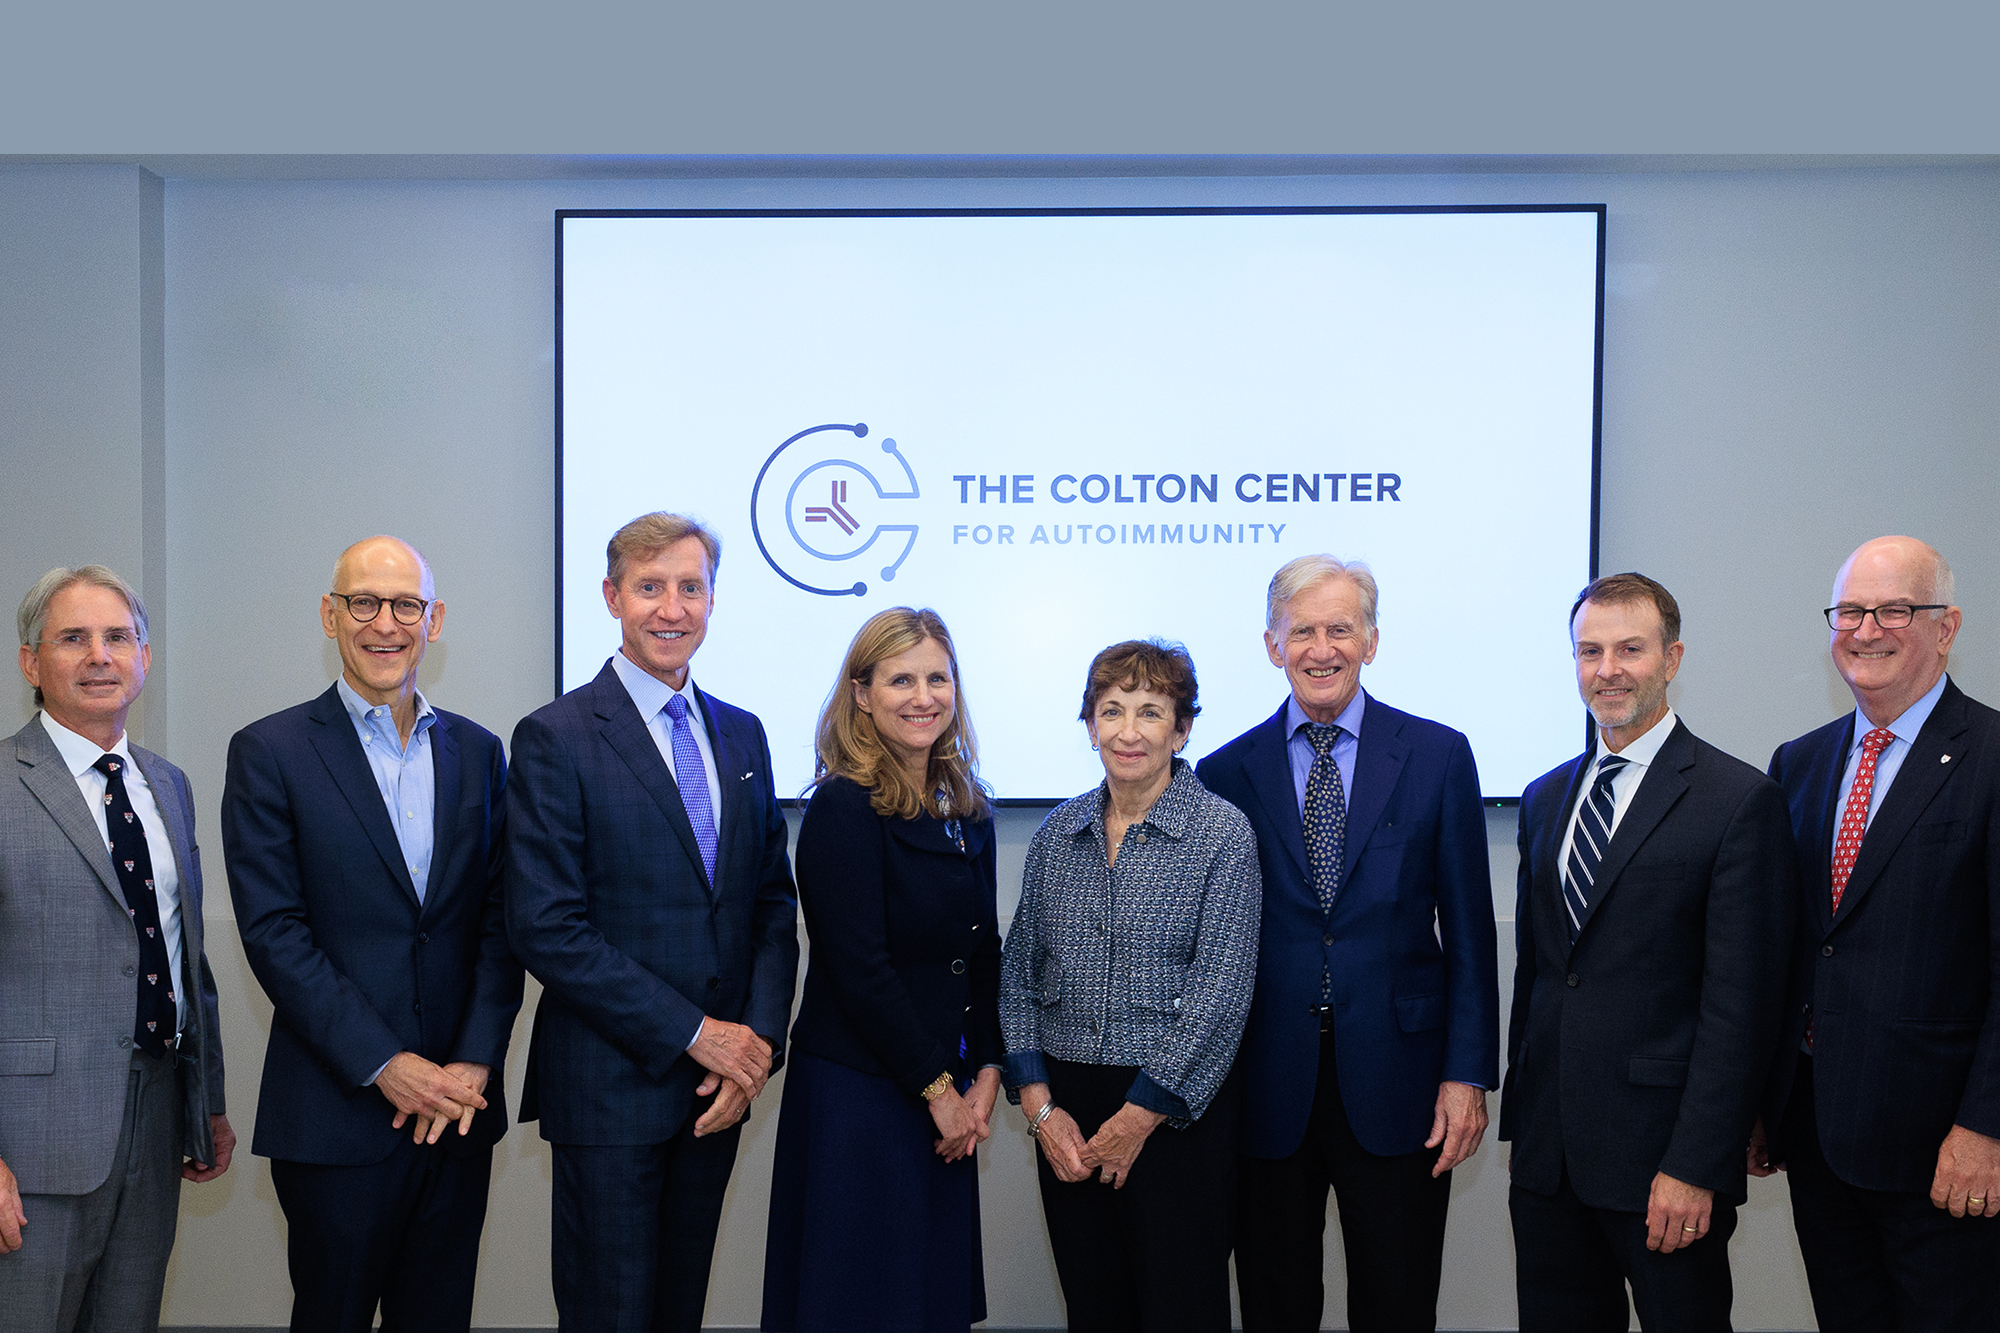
(0, 1051), (185, 1333)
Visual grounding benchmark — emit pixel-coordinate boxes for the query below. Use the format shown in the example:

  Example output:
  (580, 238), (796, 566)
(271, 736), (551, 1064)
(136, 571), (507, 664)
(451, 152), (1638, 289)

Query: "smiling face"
(1571, 596), (1683, 752)
(854, 636), (956, 780)
(1087, 683), (1189, 798)
(604, 536), (713, 690)
(19, 582), (150, 748)
(321, 537), (443, 707)
(1829, 536), (1960, 726)
(1265, 575), (1379, 724)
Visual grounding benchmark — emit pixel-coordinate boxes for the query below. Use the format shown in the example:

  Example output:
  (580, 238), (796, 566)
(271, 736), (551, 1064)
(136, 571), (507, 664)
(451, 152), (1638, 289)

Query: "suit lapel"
(1571, 719), (1693, 949)
(1534, 749), (1591, 946)
(306, 687), (419, 906)
(1835, 685), (1969, 925)
(15, 724), (124, 908)
(592, 667), (710, 886)
(1340, 697), (1408, 890)
(693, 682), (740, 890)
(426, 711), (462, 917)
(1239, 701), (1308, 880)
(1800, 717), (1853, 936)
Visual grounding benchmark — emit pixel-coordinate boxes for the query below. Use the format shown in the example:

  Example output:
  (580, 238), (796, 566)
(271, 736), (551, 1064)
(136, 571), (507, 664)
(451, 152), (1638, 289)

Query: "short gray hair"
(18, 565), (149, 648)
(1265, 555), (1378, 634)
(607, 512), (722, 587)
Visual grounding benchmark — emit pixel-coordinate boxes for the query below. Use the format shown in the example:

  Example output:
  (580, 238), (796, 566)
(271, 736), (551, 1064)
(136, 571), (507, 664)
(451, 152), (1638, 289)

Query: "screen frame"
(554, 203), (1607, 806)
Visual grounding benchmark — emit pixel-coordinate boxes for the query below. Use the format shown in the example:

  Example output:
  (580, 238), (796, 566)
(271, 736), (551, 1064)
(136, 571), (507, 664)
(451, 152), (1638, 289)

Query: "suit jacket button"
(707, 976), (721, 990)
(951, 959), (967, 975)
(413, 1003), (422, 1015)
(123, 964), (136, 977)
(1323, 934), (1335, 947)
(1820, 944), (1835, 958)
(417, 933), (429, 945)
(1566, 973), (1581, 987)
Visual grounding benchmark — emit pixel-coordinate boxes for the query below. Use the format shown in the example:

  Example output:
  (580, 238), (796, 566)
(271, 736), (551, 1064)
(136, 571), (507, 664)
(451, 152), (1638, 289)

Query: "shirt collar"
(1286, 687), (1368, 743)
(610, 649), (699, 725)
(1061, 757), (1202, 839)
(39, 710), (133, 777)
(1852, 671), (1950, 751)
(1590, 706), (1677, 774)
(336, 676), (435, 734)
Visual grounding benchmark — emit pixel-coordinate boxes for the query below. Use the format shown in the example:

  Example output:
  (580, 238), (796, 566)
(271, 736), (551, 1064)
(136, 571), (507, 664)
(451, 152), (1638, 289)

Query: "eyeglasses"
(1823, 604), (1946, 631)
(331, 593), (431, 625)
(36, 629), (142, 655)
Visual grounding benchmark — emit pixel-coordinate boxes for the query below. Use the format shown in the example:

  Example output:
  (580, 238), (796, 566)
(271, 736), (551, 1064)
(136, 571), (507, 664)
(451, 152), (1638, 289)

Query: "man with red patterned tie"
(1761, 535), (2000, 1333)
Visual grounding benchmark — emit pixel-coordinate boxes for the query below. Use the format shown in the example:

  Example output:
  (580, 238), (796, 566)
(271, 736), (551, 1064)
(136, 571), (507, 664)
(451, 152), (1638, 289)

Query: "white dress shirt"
(40, 711), (188, 1034)
(1558, 707), (1680, 880)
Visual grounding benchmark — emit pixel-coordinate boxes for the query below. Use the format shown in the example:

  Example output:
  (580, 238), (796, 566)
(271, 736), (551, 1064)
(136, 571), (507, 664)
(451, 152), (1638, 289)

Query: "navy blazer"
(1765, 679), (2000, 1192)
(505, 661), (801, 1145)
(1501, 718), (1797, 1211)
(1198, 694), (1498, 1158)
(787, 776), (1002, 1097)
(223, 685), (523, 1165)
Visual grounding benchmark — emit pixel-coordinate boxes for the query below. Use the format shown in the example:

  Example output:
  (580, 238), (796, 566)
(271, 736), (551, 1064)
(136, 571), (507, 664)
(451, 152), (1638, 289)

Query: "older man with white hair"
(1760, 535), (2000, 1333)
(1197, 554), (1497, 1333)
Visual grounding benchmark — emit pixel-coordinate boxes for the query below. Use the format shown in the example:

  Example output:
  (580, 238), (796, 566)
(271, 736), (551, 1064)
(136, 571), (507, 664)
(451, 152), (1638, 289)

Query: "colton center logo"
(750, 422), (921, 597)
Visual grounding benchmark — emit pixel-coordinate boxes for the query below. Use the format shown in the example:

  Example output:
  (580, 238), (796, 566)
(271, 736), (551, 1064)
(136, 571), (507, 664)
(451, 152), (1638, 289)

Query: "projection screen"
(558, 206), (1604, 801)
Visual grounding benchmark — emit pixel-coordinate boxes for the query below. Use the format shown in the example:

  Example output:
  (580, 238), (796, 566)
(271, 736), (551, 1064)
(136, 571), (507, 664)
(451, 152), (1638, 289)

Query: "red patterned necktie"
(1830, 727), (1897, 915)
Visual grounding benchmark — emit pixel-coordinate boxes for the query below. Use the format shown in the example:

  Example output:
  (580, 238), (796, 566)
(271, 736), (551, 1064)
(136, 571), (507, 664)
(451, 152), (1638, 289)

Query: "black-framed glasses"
(331, 592), (431, 625)
(1823, 603), (1946, 631)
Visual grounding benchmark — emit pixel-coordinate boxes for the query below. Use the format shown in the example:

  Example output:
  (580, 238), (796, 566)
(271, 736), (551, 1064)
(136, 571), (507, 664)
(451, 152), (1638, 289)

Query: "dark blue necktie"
(1563, 753), (1629, 942)
(94, 755), (176, 1057)
(664, 694), (719, 886)
(1304, 724), (1347, 1002)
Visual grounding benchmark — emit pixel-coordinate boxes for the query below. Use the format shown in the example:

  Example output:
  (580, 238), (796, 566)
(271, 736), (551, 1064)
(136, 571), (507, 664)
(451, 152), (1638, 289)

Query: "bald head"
(332, 536), (435, 600)
(1828, 535), (1960, 726)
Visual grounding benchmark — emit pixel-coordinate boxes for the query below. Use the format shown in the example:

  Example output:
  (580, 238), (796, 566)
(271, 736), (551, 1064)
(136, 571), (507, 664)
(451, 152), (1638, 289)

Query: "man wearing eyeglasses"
(220, 536), (522, 1333)
(1758, 535), (2000, 1333)
(1, 565), (233, 1333)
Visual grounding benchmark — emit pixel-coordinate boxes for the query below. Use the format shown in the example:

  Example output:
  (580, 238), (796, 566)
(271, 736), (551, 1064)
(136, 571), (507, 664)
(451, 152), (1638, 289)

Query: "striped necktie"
(1562, 753), (1629, 942)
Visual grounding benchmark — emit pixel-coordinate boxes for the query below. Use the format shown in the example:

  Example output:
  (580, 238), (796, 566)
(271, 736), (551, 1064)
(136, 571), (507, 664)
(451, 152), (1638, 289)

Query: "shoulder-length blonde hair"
(813, 607), (990, 822)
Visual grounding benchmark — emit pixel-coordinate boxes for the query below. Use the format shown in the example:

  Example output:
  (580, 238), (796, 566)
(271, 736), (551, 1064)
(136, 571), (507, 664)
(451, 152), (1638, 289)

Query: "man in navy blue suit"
(506, 512), (800, 1333)
(223, 536), (523, 1333)
(1759, 536), (2000, 1333)
(1504, 573), (1795, 1332)
(1198, 555), (1497, 1333)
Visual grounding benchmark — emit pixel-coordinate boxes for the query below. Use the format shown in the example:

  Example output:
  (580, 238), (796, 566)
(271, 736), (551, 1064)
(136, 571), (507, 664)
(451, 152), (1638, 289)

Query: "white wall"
(8, 159), (2000, 1327)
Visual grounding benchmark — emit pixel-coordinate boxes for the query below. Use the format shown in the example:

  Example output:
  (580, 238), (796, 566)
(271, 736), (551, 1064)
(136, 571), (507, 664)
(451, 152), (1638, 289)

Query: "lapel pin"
(1941, 755), (1952, 764)
(742, 770), (753, 780)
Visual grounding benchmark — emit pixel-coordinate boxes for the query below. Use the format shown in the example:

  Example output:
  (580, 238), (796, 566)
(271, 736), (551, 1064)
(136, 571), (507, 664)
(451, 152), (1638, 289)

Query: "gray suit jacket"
(0, 717), (227, 1194)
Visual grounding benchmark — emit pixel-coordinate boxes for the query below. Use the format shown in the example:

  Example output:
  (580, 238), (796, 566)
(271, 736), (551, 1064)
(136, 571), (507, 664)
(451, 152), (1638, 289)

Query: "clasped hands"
(379, 1052), (492, 1144)
(690, 1018), (775, 1137)
(929, 1067), (1004, 1163)
(1021, 1083), (1165, 1189)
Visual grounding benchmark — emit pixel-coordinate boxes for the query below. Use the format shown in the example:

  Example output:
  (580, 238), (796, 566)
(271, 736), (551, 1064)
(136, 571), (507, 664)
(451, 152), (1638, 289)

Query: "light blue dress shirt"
(1285, 687), (1367, 814)
(1830, 671), (1951, 859)
(337, 677), (437, 905)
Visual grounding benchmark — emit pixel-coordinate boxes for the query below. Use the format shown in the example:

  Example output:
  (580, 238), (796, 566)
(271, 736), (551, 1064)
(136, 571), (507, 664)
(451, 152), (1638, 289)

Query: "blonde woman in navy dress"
(761, 607), (1003, 1333)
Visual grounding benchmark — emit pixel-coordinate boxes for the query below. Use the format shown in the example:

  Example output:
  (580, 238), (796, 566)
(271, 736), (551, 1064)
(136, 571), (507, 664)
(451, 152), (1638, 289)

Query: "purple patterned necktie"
(664, 693), (719, 886)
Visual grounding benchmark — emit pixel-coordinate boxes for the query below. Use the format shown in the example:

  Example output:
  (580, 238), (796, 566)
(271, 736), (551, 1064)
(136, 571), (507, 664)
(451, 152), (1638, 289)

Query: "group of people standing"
(0, 513), (1993, 1333)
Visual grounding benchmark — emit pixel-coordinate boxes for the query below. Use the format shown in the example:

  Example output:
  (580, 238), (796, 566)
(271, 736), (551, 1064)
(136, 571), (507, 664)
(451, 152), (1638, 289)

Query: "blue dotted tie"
(664, 694), (720, 887)
(1304, 724), (1347, 1002)
(95, 755), (176, 1058)
(1563, 753), (1629, 942)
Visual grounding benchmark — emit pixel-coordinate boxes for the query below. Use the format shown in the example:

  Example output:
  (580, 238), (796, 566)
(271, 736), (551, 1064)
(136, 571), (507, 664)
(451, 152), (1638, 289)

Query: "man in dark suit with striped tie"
(1758, 536), (2000, 1333)
(1501, 573), (1797, 1332)
(505, 512), (800, 1333)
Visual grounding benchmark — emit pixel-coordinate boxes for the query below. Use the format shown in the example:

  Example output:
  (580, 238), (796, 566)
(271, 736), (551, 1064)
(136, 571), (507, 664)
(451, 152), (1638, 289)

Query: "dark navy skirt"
(761, 1051), (988, 1332)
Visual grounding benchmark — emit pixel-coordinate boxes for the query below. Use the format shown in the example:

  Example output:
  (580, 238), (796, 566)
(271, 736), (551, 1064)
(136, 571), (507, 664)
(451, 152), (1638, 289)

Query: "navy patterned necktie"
(1303, 724), (1348, 913)
(664, 694), (719, 886)
(1562, 753), (1630, 942)
(94, 755), (176, 1057)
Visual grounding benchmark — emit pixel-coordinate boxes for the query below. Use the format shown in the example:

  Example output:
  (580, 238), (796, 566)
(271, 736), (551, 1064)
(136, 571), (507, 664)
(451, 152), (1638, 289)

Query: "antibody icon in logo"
(751, 422), (920, 597)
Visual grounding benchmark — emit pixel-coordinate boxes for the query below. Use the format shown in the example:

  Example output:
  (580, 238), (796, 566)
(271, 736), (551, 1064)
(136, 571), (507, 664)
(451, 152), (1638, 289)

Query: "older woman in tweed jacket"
(1000, 639), (1261, 1332)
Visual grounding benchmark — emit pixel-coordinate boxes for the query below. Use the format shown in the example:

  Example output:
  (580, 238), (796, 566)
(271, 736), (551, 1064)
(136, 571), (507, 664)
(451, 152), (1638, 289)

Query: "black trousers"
(1235, 1030), (1451, 1333)
(1781, 1054), (2000, 1333)
(551, 1116), (743, 1333)
(270, 1135), (494, 1333)
(1509, 1164), (1737, 1333)
(1035, 1058), (1239, 1333)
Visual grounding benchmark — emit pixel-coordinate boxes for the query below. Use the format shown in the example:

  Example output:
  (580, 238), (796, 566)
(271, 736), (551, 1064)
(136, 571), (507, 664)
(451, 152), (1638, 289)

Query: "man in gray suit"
(0, 565), (234, 1333)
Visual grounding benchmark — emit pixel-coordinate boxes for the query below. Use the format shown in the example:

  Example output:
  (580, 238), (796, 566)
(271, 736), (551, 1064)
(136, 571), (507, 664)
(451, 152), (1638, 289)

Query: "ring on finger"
(1682, 1224), (1698, 1232)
